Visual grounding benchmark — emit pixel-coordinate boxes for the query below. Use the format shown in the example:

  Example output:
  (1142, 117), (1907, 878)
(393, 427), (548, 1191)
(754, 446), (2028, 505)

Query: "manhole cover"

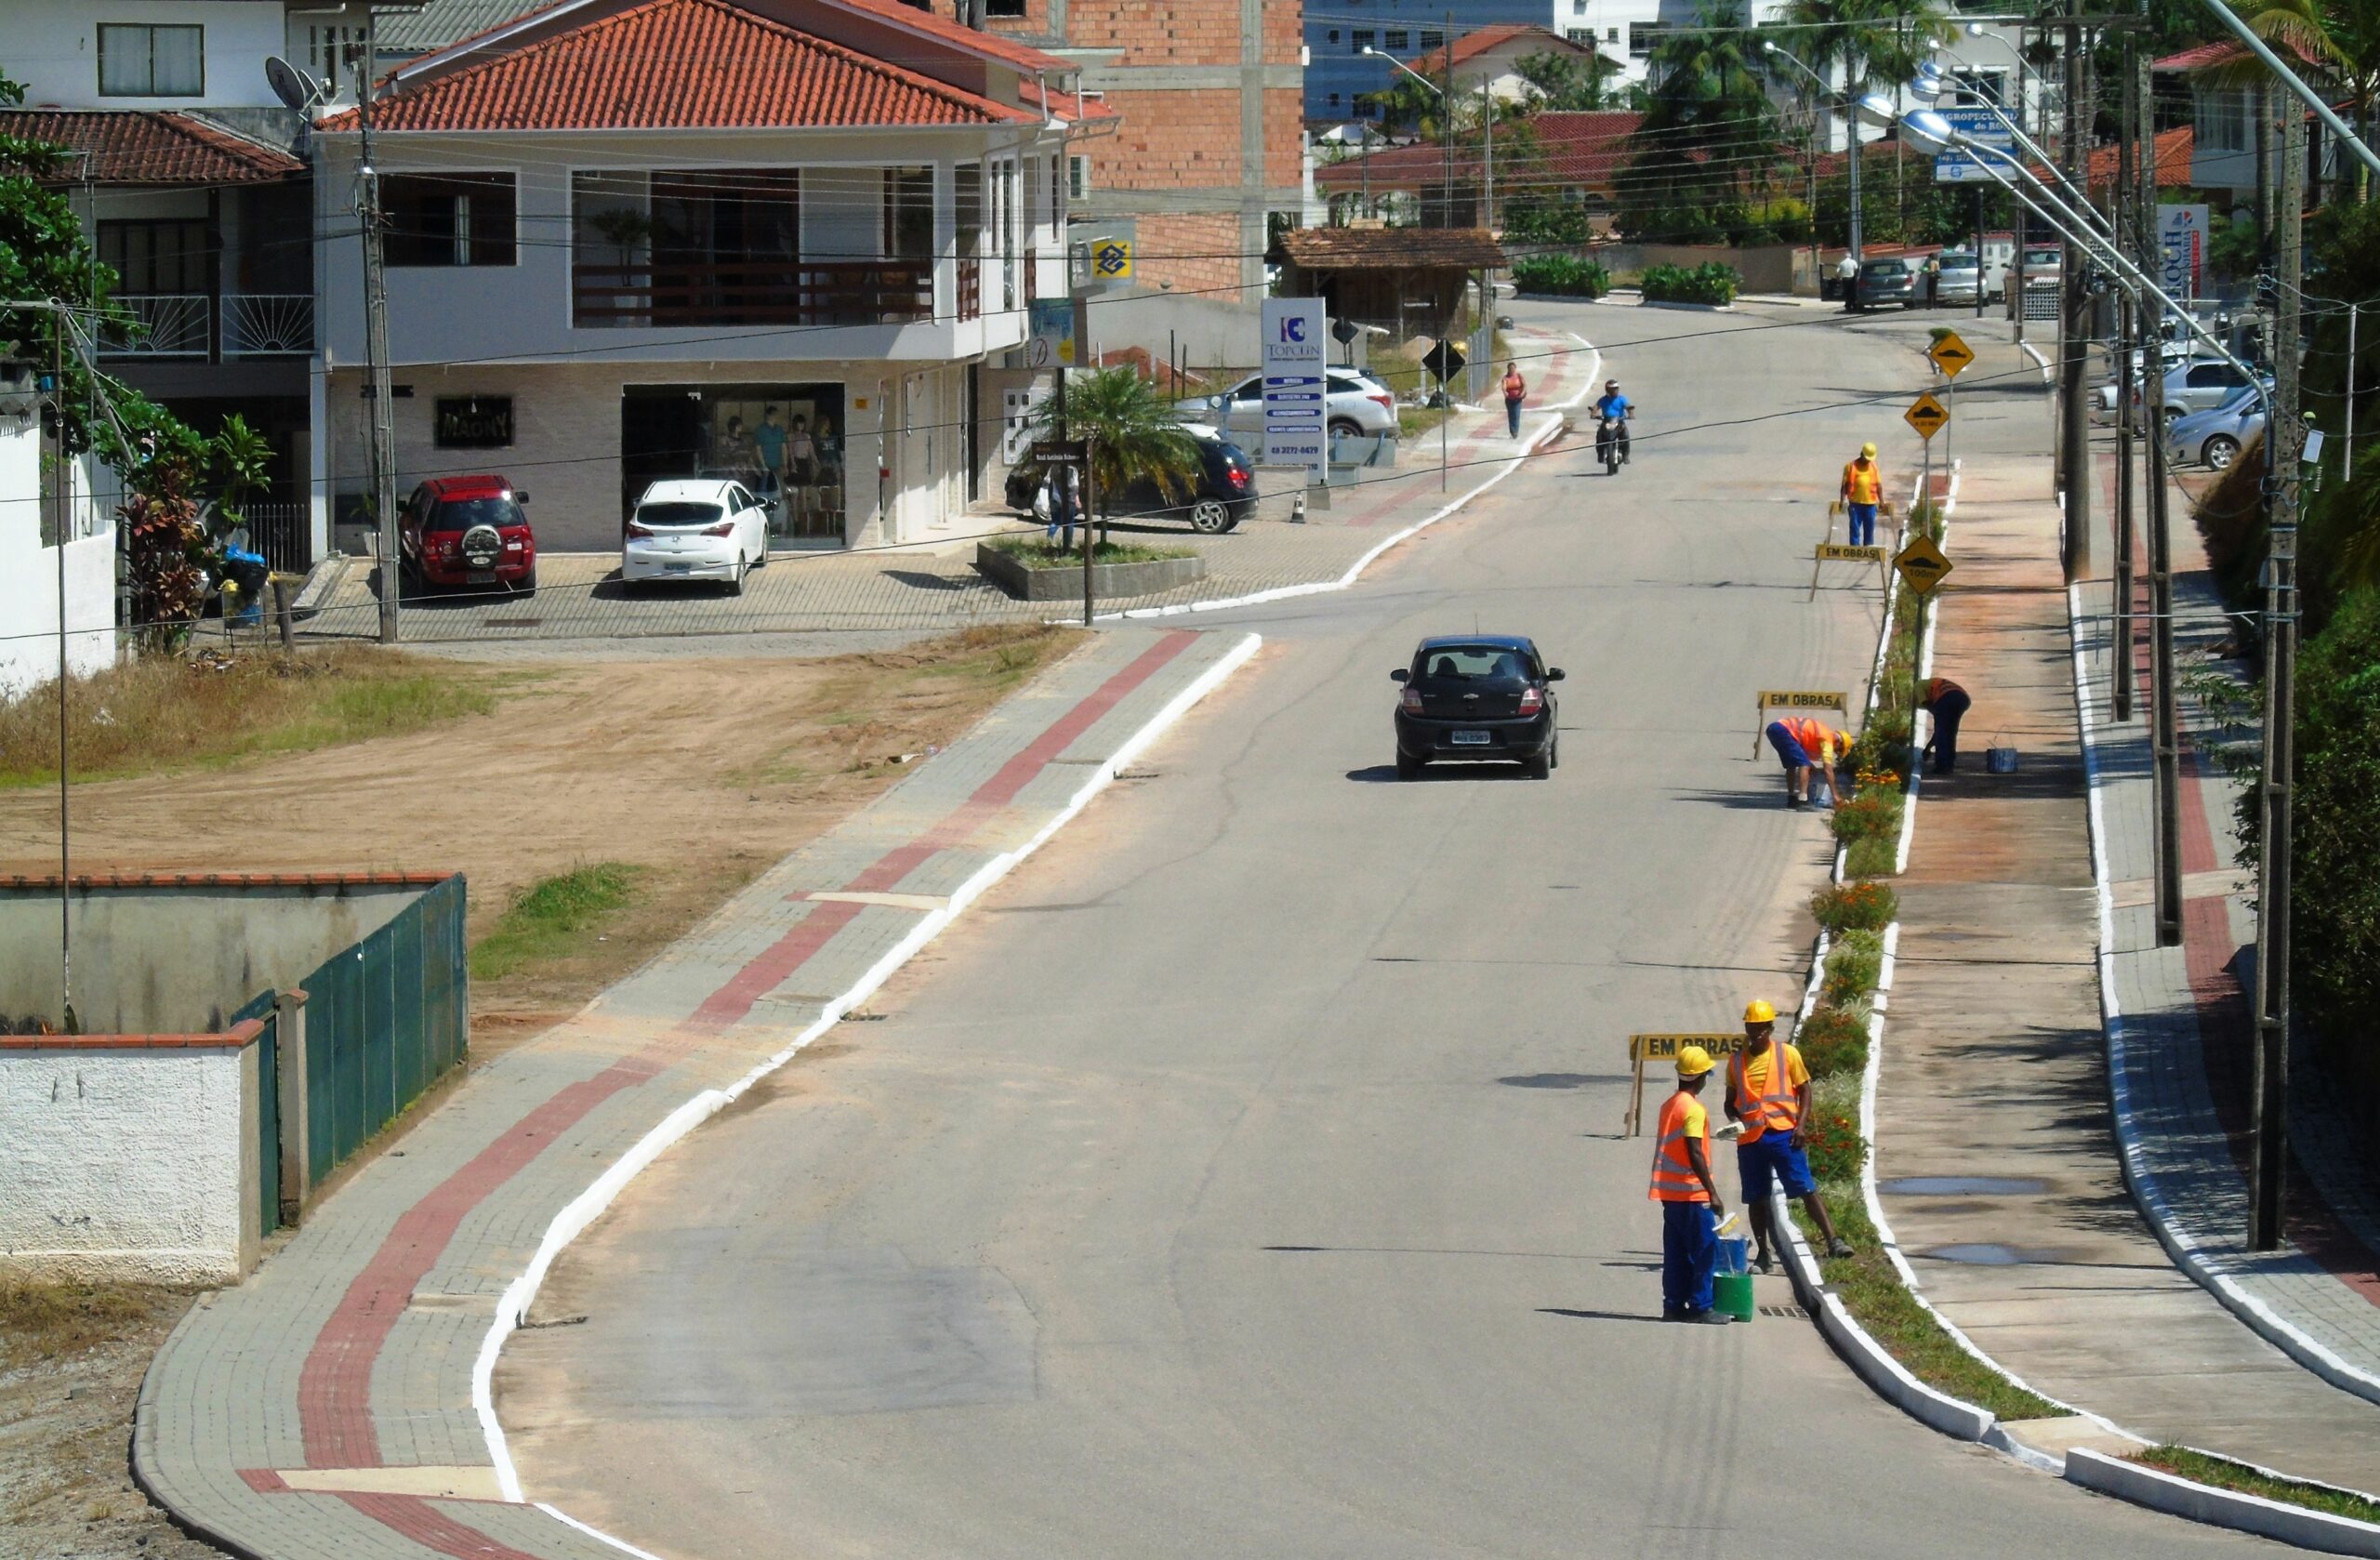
(1877, 1176), (2048, 1197)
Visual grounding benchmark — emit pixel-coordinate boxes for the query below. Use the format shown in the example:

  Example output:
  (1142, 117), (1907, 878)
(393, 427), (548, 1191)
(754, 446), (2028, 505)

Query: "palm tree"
(1771, 0), (1953, 249)
(1618, 7), (1784, 237)
(1028, 366), (1200, 546)
(2196, 0), (2380, 201)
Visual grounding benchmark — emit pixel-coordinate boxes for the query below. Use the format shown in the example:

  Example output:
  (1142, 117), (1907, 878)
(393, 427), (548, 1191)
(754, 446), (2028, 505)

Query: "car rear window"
(637, 501), (725, 527)
(428, 497), (522, 532)
(1415, 645), (1533, 681)
(1863, 261), (1906, 276)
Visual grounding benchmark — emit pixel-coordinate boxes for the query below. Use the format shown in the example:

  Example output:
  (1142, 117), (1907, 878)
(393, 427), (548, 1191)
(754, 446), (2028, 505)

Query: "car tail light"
(1518, 685), (1544, 716)
(1227, 466), (1250, 488)
(703, 522), (734, 536)
(1369, 393), (1395, 414)
(627, 521), (654, 537)
(1400, 686), (1424, 714)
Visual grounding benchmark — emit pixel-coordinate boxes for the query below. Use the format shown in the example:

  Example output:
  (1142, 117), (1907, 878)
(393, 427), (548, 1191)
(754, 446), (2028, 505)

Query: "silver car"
(1197, 368), (1399, 440)
(2165, 385), (2264, 470)
(1933, 255), (1983, 306)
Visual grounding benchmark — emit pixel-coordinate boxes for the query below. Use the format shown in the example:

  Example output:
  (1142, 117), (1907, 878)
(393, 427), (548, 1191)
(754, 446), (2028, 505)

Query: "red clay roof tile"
(0, 111), (303, 185)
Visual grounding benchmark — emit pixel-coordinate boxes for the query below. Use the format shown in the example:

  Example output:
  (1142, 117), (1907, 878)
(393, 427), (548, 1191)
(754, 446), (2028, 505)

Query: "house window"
(99, 219), (212, 294)
(1573, 0), (1586, 11)
(2202, 88), (2246, 152)
(385, 174), (517, 267)
(1329, 91), (1342, 108)
(1384, 29), (1408, 50)
(1421, 29), (1443, 48)
(884, 166), (934, 260)
(98, 23), (204, 96)
(1607, 26), (1620, 42)
(1068, 154), (1091, 200)
(983, 0), (1026, 15)
(307, 24), (365, 96)
(1327, 28), (1340, 43)
(1947, 69), (2005, 108)
(1567, 27), (1590, 43)
(1352, 29), (1374, 51)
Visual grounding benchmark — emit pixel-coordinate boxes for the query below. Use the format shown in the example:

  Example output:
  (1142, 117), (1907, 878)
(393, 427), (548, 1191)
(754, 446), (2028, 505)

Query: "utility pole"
(1848, 63), (1866, 264)
(2012, 31), (2027, 347)
(2249, 99), (2306, 1253)
(2112, 36), (2138, 722)
(354, 21), (398, 645)
(48, 321), (73, 1033)
(1443, 11), (1456, 228)
(2058, 12), (2091, 581)
(2140, 44), (2183, 948)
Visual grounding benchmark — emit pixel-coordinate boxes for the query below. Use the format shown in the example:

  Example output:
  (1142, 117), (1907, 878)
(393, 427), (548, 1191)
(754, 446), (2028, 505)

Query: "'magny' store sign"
(434, 397), (514, 450)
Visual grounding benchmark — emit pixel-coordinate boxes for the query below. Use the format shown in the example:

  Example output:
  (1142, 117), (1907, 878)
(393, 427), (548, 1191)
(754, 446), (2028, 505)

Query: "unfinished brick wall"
(1130, 213), (1246, 296)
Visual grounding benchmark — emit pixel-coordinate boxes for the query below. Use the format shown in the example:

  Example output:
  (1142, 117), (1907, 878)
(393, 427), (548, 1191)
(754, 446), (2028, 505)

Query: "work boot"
(1689, 1309), (1735, 1325)
(1827, 1237), (1855, 1259)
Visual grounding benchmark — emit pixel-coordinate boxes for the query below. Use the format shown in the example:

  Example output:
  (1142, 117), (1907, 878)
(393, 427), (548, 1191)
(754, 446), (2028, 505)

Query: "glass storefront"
(621, 382), (848, 546)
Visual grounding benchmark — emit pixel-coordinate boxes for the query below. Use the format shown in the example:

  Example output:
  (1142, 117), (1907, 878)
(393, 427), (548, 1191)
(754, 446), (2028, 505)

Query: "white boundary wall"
(0, 421), (118, 701)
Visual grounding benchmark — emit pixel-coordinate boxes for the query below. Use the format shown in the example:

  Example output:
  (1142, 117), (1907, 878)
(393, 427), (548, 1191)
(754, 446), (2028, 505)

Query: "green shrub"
(1799, 1075), (1869, 1182)
(1831, 784), (1903, 844)
(1844, 836), (1899, 879)
(1510, 251), (1610, 298)
(1797, 1003), (1872, 1079)
(1811, 880), (1898, 933)
(2292, 588), (2380, 1111)
(1821, 937), (1884, 1005)
(1639, 261), (1740, 306)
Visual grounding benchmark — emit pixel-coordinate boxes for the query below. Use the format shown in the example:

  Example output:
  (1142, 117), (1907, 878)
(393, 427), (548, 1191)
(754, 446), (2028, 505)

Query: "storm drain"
(1758, 1304), (1807, 1319)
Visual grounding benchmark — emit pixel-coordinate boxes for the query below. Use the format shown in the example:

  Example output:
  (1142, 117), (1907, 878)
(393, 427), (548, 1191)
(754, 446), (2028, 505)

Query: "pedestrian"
(1650, 1044), (1733, 1324)
(1726, 999), (1853, 1272)
(1835, 249), (1859, 304)
(1763, 714), (1844, 810)
(1920, 676), (1972, 774)
(1840, 442), (1884, 547)
(753, 405), (788, 500)
(1501, 360), (1527, 439)
(1042, 460), (1081, 551)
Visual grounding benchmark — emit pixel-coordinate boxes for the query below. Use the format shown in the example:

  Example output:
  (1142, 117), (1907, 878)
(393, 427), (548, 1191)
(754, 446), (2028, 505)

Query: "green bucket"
(1713, 1272), (1755, 1322)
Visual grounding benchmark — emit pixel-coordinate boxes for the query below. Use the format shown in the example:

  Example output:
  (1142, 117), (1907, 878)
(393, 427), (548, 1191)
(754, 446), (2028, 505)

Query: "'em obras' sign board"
(1623, 1033), (1749, 1136)
(1750, 689), (1846, 756)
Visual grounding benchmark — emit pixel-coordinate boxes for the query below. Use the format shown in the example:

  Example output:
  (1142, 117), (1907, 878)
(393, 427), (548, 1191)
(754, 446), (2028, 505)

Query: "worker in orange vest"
(1920, 676), (1972, 774)
(1762, 714), (1845, 810)
(1840, 442), (1884, 547)
(1726, 999), (1853, 1271)
(1650, 1045), (1733, 1323)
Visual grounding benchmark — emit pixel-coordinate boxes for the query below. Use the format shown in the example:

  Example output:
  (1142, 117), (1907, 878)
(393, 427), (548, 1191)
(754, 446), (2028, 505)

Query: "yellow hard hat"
(1677, 1045), (1716, 1078)
(1744, 999), (1777, 1025)
(1860, 442), (1878, 458)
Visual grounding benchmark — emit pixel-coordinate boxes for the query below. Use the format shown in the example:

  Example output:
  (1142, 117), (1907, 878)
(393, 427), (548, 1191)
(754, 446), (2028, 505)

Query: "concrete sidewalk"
(1858, 336), (2380, 1496)
(292, 329), (1596, 653)
(132, 626), (1257, 1560)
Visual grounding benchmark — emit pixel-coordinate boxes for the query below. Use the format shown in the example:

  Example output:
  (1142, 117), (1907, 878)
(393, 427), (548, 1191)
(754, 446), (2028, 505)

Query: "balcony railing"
(99, 293), (313, 359)
(957, 258), (981, 321)
(573, 260), (935, 328)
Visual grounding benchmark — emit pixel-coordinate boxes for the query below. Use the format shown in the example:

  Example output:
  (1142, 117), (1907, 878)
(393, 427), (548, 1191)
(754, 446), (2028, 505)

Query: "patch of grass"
(1831, 783), (1905, 846)
(0, 647), (498, 787)
(0, 1276), (178, 1362)
(1821, 936), (1884, 1006)
(469, 863), (645, 984)
(1798, 1188), (2063, 1421)
(2135, 1447), (2380, 1525)
(1844, 835), (1900, 879)
(984, 536), (1195, 569)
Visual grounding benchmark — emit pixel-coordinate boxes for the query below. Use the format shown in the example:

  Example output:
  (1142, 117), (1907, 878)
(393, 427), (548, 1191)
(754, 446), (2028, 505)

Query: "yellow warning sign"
(1927, 330), (1976, 378)
(1894, 535), (1954, 596)
(1815, 543), (1886, 562)
(1756, 689), (1848, 715)
(1629, 1033), (1749, 1063)
(1905, 392), (1950, 441)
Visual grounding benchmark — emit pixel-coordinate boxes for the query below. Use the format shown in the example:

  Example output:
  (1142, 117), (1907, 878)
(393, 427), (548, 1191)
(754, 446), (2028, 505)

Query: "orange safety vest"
(1648, 1091), (1712, 1203)
(1843, 458), (1883, 505)
(1728, 1041), (1804, 1144)
(1783, 717), (1836, 761)
(1924, 677), (1963, 704)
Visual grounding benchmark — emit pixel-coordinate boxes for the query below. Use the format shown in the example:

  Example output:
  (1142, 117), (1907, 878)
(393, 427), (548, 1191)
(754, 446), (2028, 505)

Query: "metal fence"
(241, 503), (313, 574)
(231, 987), (283, 1236)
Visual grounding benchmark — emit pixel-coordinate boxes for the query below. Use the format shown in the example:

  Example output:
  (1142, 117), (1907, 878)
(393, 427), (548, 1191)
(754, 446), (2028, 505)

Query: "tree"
(1616, 7), (1786, 239)
(1028, 367), (1200, 541)
(1515, 49), (1623, 112)
(1359, 73), (1450, 139)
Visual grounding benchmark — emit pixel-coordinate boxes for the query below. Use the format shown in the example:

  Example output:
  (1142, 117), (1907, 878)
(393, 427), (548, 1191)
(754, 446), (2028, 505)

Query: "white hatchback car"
(623, 479), (771, 594)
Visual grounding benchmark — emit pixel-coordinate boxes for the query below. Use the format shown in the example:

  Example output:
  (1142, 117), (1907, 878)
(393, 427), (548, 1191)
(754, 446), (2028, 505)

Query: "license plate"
(664, 562), (693, 573)
(467, 570), (497, 584)
(1451, 731), (1491, 746)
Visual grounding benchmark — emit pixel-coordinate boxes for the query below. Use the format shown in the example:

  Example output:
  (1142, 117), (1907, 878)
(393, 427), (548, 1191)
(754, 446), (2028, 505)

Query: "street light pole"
(2057, 13), (2091, 581)
(353, 20), (399, 645)
(2139, 45), (2183, 949)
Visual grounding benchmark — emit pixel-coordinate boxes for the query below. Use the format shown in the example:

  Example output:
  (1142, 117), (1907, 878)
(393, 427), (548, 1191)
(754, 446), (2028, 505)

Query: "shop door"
(620, 389), (704, 528)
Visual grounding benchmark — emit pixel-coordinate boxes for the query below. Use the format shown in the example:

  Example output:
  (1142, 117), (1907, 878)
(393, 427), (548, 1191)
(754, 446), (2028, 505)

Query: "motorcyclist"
(1593, 379), (1633, 466)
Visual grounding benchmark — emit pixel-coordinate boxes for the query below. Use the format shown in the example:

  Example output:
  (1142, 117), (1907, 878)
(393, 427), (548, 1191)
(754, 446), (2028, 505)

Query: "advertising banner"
(1260, 297), (1329, 482)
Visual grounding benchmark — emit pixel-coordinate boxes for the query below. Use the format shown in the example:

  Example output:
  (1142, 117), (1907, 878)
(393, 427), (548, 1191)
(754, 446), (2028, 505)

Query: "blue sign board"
(1933, 105), (2017, 185)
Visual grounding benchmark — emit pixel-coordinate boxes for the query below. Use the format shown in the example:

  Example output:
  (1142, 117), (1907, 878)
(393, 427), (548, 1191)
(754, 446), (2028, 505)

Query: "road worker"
(1919, 676), (1972, 774)
(1763, 715), (1845, 810)
(1651, 1045), (1733, 1324)
(1726, 1000), (1853, 1270)
(1840, 443), (1884, 547)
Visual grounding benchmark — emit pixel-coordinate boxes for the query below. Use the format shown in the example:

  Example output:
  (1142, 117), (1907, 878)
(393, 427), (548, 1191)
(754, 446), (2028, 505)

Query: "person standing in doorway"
(1921, 677), (1973, 773)
(1650, 1045), (1732, 1323)
(786, 416), (818, 530)
(752, 406), (788, 520)
(1840, 442), (1884, 547)
(1501, 360), (1527, 439)
(1726, 999), (1852, 1272)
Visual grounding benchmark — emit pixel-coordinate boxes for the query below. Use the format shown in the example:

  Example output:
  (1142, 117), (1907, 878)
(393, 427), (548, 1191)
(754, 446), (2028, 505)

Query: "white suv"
(1196, 368), (1399, 440)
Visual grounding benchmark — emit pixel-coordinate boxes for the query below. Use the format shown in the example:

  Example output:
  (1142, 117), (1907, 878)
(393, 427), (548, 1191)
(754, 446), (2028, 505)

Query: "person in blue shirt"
(1592, 379), (1633, 466)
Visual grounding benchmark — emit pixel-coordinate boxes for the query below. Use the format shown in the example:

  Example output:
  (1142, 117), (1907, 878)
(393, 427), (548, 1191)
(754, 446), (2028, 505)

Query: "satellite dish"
(264, 56), (324, 115)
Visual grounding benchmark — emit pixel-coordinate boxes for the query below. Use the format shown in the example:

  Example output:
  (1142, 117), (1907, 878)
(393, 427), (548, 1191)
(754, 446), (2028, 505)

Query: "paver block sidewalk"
(134, 626), (1254, 1560)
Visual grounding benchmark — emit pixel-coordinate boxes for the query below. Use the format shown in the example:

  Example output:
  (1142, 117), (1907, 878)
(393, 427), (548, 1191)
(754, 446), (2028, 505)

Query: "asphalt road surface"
(496, 303), (2269, 1559)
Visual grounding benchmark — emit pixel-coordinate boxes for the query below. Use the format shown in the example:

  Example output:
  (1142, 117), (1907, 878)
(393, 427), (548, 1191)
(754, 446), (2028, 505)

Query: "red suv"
(400, 475), (536, 595)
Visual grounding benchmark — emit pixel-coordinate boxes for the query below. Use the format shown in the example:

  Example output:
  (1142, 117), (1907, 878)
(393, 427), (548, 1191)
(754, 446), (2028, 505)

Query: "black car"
(1391, 635), (1564, 779)
(1005, 430), (1257, 533)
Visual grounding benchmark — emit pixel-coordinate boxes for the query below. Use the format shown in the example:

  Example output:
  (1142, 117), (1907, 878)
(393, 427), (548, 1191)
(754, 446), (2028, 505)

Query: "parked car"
(399, 475), (536, 596)
(2166, 386), (2264, 470)
(1193, 367), (1398, 440)
(1850, 257), (1918, 311)
(622, 478), (771, 594)
(2152, 360), (2268, 422)
(2017, 245), (2063, 284)
(1933, 253), (1983, 307)
(1005, 424), (1258, 534)
(1390, 634), (1564, 779)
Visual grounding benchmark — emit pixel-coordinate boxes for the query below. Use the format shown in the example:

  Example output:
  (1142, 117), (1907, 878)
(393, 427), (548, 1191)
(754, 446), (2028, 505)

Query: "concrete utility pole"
(2012, 31), (2027, 346)
(2249, 100), (2306, 1252)
(2139, 45), (2183, 948)
(354, 20), (399, 645)
(48, 321), (73, 1033)
(2112, 35), (2137, 722)
(2058, 11), (2091, 581)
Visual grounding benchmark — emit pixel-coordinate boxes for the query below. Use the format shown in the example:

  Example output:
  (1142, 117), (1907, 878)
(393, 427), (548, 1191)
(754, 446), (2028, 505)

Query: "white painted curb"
(2064, 582), (2380, 1413)
(2067, 1451), (2380, 1557)
(468, 630), (1264, 1543)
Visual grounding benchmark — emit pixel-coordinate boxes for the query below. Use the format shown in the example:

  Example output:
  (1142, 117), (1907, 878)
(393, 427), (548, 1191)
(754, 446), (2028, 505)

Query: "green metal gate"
(232, 988), (281, 1235)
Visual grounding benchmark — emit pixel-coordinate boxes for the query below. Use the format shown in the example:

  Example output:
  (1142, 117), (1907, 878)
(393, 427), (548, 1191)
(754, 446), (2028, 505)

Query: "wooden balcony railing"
(573, 260), (934, 328)
(957, 258), (981, 322)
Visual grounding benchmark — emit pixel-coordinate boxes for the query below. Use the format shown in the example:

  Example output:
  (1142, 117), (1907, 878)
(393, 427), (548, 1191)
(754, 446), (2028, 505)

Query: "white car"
(623, 479), (771, 594)
(1195, 368), (1399, 440)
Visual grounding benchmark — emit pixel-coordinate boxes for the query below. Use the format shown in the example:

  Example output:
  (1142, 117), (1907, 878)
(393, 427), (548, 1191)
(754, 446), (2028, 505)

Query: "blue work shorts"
(1738, 1131), (1818, 1200)
(1765, 721), (1811, 771)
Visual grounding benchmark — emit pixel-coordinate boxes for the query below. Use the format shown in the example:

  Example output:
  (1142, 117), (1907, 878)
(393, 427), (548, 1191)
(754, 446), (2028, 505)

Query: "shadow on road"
(1537, 1307), (1669, 1325)
(1345, 763), (1540, 784)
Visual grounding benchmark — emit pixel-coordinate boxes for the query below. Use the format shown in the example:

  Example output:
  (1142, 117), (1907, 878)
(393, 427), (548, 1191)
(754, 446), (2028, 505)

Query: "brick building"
(974, 0), (1303, 296)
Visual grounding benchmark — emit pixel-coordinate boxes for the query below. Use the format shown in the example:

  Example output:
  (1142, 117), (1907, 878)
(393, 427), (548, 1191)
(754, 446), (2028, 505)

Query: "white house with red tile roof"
(1402, 25), (1612, 106)
(309, 0), (1107, 553)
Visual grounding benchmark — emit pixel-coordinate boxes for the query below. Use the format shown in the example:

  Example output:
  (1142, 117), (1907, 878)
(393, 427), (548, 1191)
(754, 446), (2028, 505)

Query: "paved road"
(495, 303), (2268, 1558)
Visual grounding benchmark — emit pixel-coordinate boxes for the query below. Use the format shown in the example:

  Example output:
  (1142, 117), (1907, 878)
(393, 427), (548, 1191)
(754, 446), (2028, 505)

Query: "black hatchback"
(1392, 635), (1564, 778)
(1006, 429), (1257, 533)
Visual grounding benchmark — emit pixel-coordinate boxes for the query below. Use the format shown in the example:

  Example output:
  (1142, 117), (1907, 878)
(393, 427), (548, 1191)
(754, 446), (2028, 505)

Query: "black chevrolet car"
(1391, 635), (1564, 779)
(1005, 426), (1257, 533)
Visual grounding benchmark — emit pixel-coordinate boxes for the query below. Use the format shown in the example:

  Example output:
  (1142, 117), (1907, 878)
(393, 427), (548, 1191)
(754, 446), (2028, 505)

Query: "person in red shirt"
(1501, 361), (1527, 438)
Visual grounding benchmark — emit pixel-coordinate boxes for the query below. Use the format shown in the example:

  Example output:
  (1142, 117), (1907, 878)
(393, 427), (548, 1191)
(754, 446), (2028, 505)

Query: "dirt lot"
(0, 624), (1080, 1557)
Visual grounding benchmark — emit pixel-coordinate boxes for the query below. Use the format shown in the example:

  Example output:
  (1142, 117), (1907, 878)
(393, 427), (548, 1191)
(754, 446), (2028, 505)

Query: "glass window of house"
(884, 165), (934, 260)
(99, 24), (204, 96)
(1384, 29), (1408, 50)
(1352, 29), (1375, 51)
(386, 174), (517, 267)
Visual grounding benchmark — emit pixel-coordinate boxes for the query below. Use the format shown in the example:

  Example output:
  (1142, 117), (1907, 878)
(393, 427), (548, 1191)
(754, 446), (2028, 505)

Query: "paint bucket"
(1717, 1236), (1750, 1276)
(1985, 733), (2019, 773)
(1713, 1272), (1756, 1321)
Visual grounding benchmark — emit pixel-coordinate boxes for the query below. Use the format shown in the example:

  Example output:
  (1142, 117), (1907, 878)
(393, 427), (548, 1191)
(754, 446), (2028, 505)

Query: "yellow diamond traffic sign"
(1091, 238), (1133, 279)
(1904, 391), (1950, 442)
(1927, 330), (1976, 378)
(1893, 535), (1954, 596)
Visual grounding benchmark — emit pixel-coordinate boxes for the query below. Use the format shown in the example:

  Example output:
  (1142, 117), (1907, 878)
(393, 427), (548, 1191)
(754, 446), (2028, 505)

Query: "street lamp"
(1896, 66), (2105, 233)
(1360, 46), (1453, 229)
(1763, 41), (1835, 288)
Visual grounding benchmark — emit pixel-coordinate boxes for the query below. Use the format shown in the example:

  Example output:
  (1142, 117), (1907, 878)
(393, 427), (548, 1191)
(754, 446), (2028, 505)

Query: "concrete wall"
(0, 421), (119, 701)
(11, 0), (288, 111)
(0, 877), (428, 1036)
(0, 1031), (262, 1284)
(1594, 242), (1798, 296)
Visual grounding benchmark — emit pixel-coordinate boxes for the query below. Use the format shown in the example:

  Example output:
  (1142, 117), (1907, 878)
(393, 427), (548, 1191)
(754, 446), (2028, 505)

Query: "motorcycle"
(1596, 414), (1631, 475)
